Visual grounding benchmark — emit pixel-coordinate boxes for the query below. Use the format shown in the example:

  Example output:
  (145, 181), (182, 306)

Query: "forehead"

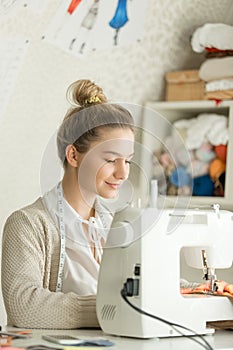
(90, 128), (134, 154)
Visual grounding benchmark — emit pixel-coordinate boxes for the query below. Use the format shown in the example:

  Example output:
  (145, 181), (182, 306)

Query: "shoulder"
(6, 197), (46, 220)
(4, 197), (57, 233)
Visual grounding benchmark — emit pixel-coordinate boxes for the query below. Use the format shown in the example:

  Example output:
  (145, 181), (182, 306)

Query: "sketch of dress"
(52, 0), (83, 40)
(69, 0), (100, 54)
(109, 0), (128, 45)
(44, 0), (147, 56)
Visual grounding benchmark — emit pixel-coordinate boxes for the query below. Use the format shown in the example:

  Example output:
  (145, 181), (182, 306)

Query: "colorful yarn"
(214, 172), (225, 197)
(169, 166), (192, 188)
(193, 174), (214, 196)
(188, 159), (209, 178)
(214, 144), (227, 163)
(195, 142), (216, 162)
(176, 148), (194, 167)
(209, 158), (226, 180)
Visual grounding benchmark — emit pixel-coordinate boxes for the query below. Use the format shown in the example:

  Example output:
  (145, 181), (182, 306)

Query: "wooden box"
(165, 70), (205, 101)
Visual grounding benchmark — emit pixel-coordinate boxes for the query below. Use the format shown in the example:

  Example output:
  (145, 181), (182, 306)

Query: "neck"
(61, 170), (96, 220)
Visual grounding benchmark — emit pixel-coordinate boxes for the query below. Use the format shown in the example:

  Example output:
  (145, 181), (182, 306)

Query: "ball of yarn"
(178, 185), (192, 196)
(167, 183), (178, 196)
(193, 174), (214, 196)
(209, 158), (226, 181)
(214, 144), (227, 163)
(159, 152), (174, 168)
(176, 148), (194, 167)
(195, 142), (216, 162)
(188, 159), (209, 178)
(169, 166), (192, 188)
(214, 172), (225, 197)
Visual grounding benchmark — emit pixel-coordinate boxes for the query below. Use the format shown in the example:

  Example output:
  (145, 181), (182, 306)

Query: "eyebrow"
(102, 151), (135, 158)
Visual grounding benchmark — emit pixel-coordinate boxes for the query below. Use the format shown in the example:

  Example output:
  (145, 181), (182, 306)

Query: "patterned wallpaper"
(0, 0), (232, 105)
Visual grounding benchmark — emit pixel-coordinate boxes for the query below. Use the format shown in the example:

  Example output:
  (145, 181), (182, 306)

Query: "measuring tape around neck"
(56, 181), (66, 292)
(56, 181), (110, 291)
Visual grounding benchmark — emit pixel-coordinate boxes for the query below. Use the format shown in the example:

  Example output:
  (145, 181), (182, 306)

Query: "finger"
(224, 284), (233, 294)
(216, 280), (227, 293)
(195, 283), (210, 291)
(180, 288), (193, 294)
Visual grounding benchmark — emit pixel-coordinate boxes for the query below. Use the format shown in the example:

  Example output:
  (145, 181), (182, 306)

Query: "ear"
(65, 144), (80, 168)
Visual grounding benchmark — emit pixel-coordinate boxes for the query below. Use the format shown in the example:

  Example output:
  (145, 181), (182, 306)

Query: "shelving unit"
(139, 100), (233, 211)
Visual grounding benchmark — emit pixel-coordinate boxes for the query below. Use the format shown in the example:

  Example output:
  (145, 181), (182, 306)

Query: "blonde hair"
(57, 79), (134, 166)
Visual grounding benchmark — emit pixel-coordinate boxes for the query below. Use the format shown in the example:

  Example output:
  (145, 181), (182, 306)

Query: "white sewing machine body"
(96, 207), (233, 338)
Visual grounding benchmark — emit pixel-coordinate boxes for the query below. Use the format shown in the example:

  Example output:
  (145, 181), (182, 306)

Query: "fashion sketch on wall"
(43, 0), (148, 57)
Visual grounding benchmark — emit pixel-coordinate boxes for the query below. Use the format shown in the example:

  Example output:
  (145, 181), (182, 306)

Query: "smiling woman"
(74, 128), (134, 200)
(1, 79), (135, 329)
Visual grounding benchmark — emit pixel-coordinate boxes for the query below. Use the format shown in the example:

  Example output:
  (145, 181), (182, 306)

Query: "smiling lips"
(105, 182), (120, 189)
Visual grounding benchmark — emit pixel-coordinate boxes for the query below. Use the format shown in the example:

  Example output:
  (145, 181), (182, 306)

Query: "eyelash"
(105, 159), (131, 164)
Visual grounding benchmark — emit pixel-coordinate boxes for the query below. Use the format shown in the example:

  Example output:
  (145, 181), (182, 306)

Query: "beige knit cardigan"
(1, 198), (99, 329)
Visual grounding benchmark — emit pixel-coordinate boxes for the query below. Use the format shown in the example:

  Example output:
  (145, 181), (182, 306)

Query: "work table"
(5, 327), (233, 350)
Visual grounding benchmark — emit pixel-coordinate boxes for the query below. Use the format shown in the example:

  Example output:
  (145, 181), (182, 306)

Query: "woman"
(1, 79), (135, 329)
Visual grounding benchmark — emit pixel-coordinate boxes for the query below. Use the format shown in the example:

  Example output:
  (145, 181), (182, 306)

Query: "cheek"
(79, 160), (110, 188)
(78, 160), (100, 187)
(96, 165), (112, 182)
(79, 157), (100, 176)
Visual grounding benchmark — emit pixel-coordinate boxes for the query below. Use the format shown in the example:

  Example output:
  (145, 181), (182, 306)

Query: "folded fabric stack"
(153, 113), (228, 197)
(191, 23), (233, 100)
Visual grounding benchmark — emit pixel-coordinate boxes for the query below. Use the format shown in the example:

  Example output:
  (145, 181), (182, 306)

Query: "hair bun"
(67, 79), (107, 107)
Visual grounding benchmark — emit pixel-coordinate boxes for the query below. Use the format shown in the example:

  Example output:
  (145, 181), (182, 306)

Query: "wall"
(0, 0), (232, 326)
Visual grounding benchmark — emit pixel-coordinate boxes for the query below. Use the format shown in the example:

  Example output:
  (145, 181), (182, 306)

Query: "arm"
(180, 278), (233, 295)
(1, 208), (99, 329)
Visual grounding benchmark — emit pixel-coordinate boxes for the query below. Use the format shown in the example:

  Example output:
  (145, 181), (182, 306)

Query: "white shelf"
(139, 100), (233, 211)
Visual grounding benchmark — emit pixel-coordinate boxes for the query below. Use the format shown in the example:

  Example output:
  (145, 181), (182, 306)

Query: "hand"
(180, 280), (233, 295)
(194, 280), (233, 295)
(180, 288), (193, 294)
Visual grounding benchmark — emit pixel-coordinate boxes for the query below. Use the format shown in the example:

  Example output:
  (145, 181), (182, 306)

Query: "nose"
(114, 160), (129, 180)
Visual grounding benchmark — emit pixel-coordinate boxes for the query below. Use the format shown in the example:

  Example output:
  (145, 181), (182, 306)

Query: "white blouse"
(42, 183), (113, 296)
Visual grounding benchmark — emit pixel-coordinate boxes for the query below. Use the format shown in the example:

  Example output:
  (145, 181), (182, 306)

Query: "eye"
(105, 159), (115, 163)
(126, 160), (131, 164)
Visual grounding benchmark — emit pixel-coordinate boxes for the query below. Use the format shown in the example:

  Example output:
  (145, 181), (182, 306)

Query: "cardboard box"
(165, 70), (205, 101)
(204, 89), (233, 100)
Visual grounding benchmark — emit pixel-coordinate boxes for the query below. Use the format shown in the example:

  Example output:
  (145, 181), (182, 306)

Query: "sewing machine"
(96, 206), (233, 338)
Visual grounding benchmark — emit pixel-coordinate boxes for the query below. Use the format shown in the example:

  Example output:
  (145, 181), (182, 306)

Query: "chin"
(100, 190), (118, 199)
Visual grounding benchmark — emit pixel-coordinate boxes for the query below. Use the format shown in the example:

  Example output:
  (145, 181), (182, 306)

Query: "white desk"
(7, 327), (233, 350)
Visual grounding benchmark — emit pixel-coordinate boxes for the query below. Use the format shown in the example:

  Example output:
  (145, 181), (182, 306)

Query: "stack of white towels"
(191, 23), (233, 100)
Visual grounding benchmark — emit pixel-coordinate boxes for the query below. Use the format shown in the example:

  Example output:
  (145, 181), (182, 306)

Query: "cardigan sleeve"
(1, 208), (100, 329)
